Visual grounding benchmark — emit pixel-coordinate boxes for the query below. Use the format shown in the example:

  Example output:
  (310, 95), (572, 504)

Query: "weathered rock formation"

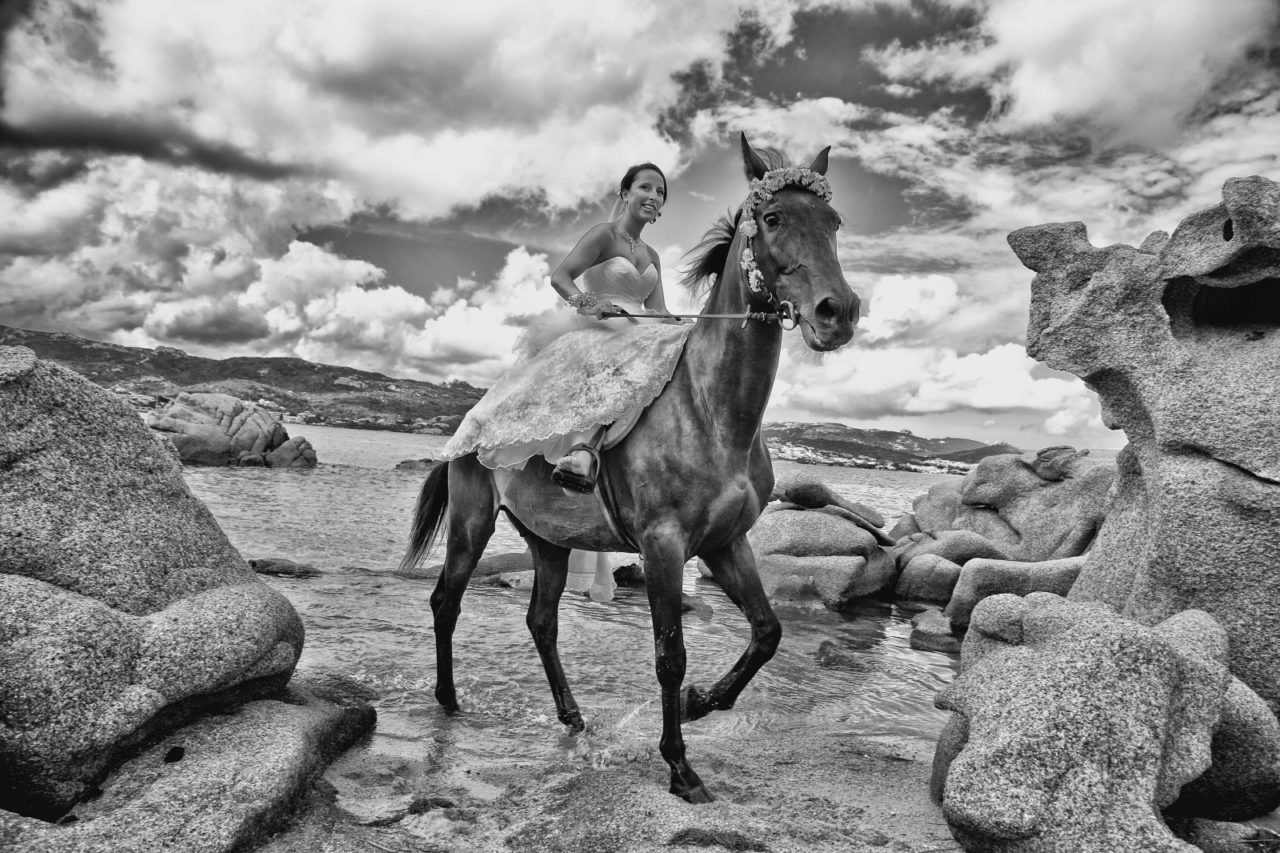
(943, 555), (1086, 628)
(0, 677), (373, 853)
(146, 391), (316, 467)
(718, 476), (896, 610)
(0, 347), (306, 819)
(889, 446), (1114, 571)
(1008, 175), (1280, 715)
(933, 593), (1280, 852)
(771, 470), (892, 544)
(895, 554), (963, 603)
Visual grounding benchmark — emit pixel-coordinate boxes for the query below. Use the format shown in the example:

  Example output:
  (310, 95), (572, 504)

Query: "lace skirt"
(442, 306), (692, 470)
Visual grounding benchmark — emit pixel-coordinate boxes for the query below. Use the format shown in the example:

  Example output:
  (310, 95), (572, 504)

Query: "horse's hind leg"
(507, 516), (583, 732)
(684, 535), (781, 722)
(431, 455), (498, 712)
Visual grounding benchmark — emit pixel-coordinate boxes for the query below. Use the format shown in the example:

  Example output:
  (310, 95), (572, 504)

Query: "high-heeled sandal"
(551, 443), (601, 494)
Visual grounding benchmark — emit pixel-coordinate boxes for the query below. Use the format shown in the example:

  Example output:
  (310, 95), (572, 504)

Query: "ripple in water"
(184, 425), (962, 799)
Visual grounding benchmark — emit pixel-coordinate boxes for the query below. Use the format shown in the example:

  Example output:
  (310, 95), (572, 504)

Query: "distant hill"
(937, 442), (1023, 464)
(1, 325), (1020, 468)
(762, 422), (1019, 474)
(0, 324), (483, 434)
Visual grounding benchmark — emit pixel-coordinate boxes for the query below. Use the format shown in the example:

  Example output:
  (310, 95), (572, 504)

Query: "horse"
(400, 133), (860, 804)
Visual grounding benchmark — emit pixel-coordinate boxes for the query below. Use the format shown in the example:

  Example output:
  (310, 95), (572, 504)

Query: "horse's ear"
(740, 132), (769, 182)
(808, 146), (830, 175)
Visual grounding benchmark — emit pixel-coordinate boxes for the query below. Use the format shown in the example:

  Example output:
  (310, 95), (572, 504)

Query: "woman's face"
(623, 169), (666, 223)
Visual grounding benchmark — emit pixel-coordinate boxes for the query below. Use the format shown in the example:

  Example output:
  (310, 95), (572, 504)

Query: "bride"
(442, 162), (691, 599)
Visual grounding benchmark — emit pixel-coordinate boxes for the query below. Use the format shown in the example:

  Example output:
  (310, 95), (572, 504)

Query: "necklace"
(618, 226), (639, 257)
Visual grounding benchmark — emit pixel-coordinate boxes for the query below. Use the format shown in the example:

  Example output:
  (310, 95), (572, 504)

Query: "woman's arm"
(549, 224), (612, 302)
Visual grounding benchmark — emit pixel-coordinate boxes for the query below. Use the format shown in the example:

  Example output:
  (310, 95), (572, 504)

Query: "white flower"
(736, 166), (833, 304)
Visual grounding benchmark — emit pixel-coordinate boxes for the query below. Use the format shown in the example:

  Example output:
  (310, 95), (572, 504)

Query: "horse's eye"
(763, 213), (781, 229)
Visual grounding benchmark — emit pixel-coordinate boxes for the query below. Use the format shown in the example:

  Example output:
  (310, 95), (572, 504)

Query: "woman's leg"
(551, 428), (603, 493)
(589, 551), (617, 602)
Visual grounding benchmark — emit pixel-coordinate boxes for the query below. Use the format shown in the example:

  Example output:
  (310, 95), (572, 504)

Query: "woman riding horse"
(403, 133), (859, 803)
(442, 162), (688, 600)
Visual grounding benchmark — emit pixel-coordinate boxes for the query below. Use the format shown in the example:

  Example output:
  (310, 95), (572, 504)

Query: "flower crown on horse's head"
(738, 166), (834, 303)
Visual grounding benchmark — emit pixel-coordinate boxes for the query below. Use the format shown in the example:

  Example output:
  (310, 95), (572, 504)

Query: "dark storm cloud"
(0, 0), (36, 70)
(0, 150), (92, 194)
(298, 208), (543, 298)
(0, 1), (301, 180)
(436, 190), (593, 245)
(742, 2), (993, 120)
(659, 11), (781, 145)
(0, 118), (310, 181)
(152, 299), (271, 345)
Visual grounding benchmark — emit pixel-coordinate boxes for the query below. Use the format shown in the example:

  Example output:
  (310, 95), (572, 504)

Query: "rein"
(600, 301), (798, 329)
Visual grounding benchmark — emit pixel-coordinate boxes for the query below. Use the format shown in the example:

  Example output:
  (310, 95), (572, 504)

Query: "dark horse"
(401, 134), (860, 803)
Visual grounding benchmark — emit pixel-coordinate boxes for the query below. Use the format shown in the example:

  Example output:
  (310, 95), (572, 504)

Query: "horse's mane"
(678, 147), (793, 297)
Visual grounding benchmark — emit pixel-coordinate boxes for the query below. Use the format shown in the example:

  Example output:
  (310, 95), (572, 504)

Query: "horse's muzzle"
(802, 292), (859, 350)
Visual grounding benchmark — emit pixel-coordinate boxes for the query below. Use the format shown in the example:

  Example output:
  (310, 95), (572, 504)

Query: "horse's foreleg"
(643, 531), (713, 804)
(685, 535), (780, 722)
(520, 532), (583, 732)
(430, 456), (497, 712)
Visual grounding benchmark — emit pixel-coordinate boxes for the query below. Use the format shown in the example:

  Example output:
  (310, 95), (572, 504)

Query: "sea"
(183, 424), (965, 808)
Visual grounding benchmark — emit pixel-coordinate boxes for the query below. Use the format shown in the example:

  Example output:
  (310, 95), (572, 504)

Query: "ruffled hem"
(443, 319), (692, 469)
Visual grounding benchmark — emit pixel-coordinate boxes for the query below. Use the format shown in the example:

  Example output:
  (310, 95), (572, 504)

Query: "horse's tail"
(399, 461), (450, 570)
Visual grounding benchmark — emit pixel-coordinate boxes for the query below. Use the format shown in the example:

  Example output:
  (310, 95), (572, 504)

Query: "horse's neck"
(682, 258), (782, 448)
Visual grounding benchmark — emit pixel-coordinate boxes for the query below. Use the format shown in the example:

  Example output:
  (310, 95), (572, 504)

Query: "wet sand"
(257, 720), (958, 853)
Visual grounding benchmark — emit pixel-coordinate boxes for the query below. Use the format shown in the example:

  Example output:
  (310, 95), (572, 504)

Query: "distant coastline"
(2, 324), (1021, 472)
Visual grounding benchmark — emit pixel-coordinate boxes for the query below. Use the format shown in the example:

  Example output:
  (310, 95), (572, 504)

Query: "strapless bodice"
(580, 256), (658, 309)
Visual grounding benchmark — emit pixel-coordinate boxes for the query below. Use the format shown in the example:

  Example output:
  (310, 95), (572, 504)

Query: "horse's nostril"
(816, 297), (840, 322)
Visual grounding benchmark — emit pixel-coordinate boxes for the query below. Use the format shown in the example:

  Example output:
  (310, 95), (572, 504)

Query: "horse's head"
(738, 133), (860, 351)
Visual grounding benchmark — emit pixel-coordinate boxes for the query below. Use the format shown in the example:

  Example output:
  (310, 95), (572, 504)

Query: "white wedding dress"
(443, 256), (693, 468)
(442, 256), (693, 602)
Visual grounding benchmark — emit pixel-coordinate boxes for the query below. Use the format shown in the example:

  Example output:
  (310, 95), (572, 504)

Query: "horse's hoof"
(674, 783), (716, 805)
(560, 709), (585, 733)
(435, 686), (460, 713)
(681, 685), (711, 722)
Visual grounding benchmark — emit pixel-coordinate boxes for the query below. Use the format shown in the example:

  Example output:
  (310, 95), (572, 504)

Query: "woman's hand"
(578, 300), (625, 320)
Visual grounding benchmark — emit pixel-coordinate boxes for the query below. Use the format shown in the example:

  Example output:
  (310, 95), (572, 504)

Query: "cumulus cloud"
(0, 156), (358, 335)
(860, 273), (960, 342)
(865, 0), (1280, 148)
(767, 337), (1109, 444)
(0, 0), (844, 219)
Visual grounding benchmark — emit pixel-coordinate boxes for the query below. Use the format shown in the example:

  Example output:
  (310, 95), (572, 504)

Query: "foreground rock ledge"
(0, 346), (305, 816)
(0, 681), (374, 853)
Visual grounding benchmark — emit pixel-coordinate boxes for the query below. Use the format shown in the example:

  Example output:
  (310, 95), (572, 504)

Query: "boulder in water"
(146, 391), (316, 467)
(895, 554), (963, 603)
(266, 436), (317, 468)
(892, 446), (1114, 566)
(743, 508), (896, 609)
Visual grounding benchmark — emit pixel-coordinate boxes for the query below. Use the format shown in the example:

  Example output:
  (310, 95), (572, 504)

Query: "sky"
(1, 0), (1278, 451)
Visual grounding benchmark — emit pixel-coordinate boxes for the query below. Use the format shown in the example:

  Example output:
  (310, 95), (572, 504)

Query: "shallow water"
(184, 424), (962, 805)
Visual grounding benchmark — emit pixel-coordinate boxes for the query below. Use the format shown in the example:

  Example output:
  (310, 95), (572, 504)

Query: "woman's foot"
(552, 445), (600, 495)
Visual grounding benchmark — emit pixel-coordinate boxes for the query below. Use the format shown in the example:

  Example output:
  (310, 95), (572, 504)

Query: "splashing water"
(184, 424), (962, 814)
